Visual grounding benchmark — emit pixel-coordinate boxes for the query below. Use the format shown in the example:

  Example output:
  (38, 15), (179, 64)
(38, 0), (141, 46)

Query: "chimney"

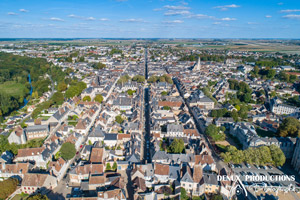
(2, 162), (5, 170)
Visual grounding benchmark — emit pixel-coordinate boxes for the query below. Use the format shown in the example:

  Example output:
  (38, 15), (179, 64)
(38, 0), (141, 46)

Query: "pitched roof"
(90, 148), (104, 163)
(154, 163), (169, 176)
(16, 147), (45, 158)
(21, 173), (49, 186)
(73, 164), (104, 175)
(193, 165), (203, 183)
(0, 162), (31, 174)
(194, 154), (214, 165)
(158, 101), (182, 108)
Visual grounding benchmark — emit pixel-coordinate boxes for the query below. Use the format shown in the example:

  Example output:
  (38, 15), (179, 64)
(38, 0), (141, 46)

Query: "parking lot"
(230, 163), (300, 189)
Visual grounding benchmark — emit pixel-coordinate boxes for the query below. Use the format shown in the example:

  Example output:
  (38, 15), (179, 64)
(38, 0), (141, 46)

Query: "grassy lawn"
(0, 81), (26, 96)
(11, 193), (29, 200)
(38, 115), (51, 120)
(68, 121), (78, 126)
(256, 128), (277, 137)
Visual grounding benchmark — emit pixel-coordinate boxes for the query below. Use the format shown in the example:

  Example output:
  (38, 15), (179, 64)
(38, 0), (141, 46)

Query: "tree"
(91, 62), (106, 69)
(127, 89), (135, 96)
(0, 178), (19, 199)
(205, 124), (225, 141)
(132, 75), (145, 83)
(270, 91), (277, 98)
(106, 163), (112, 171)
(83, 96), (91, 102)
(277, 117), (300, 137)
(27, 194), (49, 200)
(163, 106), (171, 110)
(115, 115), (124, 124)
(211, 194), (223, 200)
(161, 91), (168, 96)
(60, 142), (76, 160)
(112, 162), (118, 171)
(57, 82), (67, 92)
(267, 69), (276, 79)
(270, 144), (286, 166)
(180, 188), (189, 200)
(94, 94), (103, 103)
(168, 138), (185, 153)
(253, 66), (259, 76)
(32, 91), (39, 99)
(51, 92), (64, 105)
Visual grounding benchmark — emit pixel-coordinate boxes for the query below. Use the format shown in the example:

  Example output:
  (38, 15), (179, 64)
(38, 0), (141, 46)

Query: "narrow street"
(143, 48), (152, 164)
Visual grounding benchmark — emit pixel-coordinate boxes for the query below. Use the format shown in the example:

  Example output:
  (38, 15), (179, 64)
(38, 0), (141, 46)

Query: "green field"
(0, 81), (26, 96)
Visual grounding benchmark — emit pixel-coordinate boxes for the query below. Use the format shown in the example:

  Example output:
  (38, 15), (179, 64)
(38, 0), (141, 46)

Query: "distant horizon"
(1, 38), (300, 40)
(0, 0), (300, 38)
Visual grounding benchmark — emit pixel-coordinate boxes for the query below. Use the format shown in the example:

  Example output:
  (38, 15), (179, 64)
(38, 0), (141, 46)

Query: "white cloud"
(68, 14), (80, 18)
(213, 22), (221, 25)
(163, 20), (184, 24)
(188, 14), (216, 20)
(86, 17), (96, 21)
(49, 17), (65, 22)
(280, 9), (300, 13)
(265, 15), (272, 18)
(214, 4), (240, 11)
(164, 10), (190, 16)
(164, 5), (190, 10)
(99, 18), (109, 21)
(7, 12), (18, 15)
(19, 9), (29, 12)
(220, 17), (237, 21)
(120, 18), (146, 23)
(247, 22), (258, 24)
(282, 14), (300, 19)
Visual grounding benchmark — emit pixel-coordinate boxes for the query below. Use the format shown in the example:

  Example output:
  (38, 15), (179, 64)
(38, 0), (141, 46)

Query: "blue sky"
(0, 0), (300, 38)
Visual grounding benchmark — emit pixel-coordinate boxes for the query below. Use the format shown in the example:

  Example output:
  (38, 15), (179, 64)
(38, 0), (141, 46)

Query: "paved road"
(143, 48), (152, 164)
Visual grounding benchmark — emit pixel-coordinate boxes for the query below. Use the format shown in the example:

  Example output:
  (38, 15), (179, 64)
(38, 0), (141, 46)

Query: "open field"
(0, 81), (26, 96)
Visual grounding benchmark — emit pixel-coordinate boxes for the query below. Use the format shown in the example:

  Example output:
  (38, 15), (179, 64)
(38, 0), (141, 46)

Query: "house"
(25, 125), (49, 140)
(0, 151), (14, 163)
(8, 126), (27, 145)
(104, 134), (118, 147)
(14, 147), (45, 164)
(88, 126), (105, 145)
(113, 97), (132, 111)
(21, 173), (57, 194)
(49, 158), (68, 181)
(165, 124), (184, 137)
(75, 117), (91, 135)
(47, 106), (69, 125)
(97, 188), (126, 200)
(215, 117), (234, 127)
(154, 163), (169, 183)
(89, 147), (105, 163)
(0, 162), (33, 181)
(69, 163), (104, 183)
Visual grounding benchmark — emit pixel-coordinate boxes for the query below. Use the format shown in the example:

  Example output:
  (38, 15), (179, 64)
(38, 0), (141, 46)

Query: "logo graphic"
(229, 176), (248, 197)
(217, 175), (248, 197)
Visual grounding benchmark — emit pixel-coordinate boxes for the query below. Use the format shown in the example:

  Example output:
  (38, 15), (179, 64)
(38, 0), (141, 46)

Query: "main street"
(143, 47), (152, 164)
